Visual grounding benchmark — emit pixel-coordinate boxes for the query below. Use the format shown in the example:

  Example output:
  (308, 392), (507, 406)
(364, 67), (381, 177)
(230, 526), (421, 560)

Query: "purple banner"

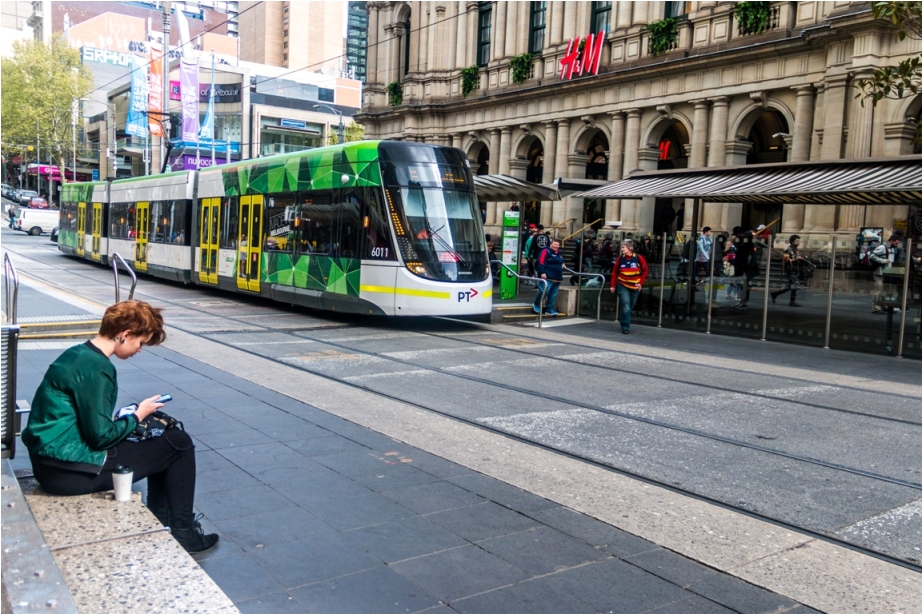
(180, 58), (199, 142)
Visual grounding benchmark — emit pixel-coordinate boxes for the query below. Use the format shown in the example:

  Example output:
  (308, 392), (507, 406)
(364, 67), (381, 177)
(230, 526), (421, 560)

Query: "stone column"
(487, 128), (501, 224)
(632, 1), (649, 26)
(689, 99), (710, 168)
(542, 121), (558, 184)
(493, 2), (507, 62)
(466, 2), (479, 66)
(549, 1), (565, 45)
(498, 127), (512, 175)
(783, 85), (815, 232)
(707, 96), (729, 167)
(456, 3), (469, 69)
(421, 4), (432, 73)
(837, 71), (874, 232)
(620, 109), (642, 231)
(820, 74), (848, 160)
(554, 118), (572, 224)
(562, 1), (576, 41)
(445, 4), (456, 71)
(504, 2), (518, 58)
(606, 111), (625, 223)
(367, 4), (379, 84)
(616, 2), (633, 29)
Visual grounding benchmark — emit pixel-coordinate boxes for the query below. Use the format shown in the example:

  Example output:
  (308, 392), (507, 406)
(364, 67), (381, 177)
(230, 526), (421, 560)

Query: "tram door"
(135, 201), (150, 272)
(91, 202), (103, 261)
(76, 202), (86, 257)
(236, 195), (263, 292)
(198, 198), (220, 284)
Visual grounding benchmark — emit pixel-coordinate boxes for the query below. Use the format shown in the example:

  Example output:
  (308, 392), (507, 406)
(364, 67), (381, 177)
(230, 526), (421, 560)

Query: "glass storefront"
(260, 117), (324, 156)
(579, 232), (921, 360)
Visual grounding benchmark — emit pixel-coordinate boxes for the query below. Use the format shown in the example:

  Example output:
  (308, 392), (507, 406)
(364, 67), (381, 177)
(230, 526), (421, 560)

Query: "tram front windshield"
(380, 146), (488, 282)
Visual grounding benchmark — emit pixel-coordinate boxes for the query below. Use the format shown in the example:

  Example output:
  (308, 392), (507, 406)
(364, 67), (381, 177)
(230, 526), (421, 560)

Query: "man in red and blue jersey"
(609, 239), (649, 334)
(534, 239), (564, 316)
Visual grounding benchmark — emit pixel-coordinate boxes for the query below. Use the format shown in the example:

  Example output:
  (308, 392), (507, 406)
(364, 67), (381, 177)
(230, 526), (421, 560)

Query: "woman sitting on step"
(21, 300), (218, 554)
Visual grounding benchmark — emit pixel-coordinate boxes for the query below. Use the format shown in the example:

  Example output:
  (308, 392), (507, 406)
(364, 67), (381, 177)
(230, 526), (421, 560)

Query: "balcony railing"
(735, 4), (781, 37)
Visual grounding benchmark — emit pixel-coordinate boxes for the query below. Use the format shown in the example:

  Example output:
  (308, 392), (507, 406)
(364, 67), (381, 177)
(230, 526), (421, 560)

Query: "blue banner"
(125, 53), (149, 137)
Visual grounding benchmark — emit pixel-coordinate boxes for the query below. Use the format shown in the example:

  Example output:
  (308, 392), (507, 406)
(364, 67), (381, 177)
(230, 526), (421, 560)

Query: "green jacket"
(22, 343), (138, 472)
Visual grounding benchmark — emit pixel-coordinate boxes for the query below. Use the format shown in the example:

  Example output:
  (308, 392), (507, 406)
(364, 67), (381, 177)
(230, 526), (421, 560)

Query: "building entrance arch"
(741, 108), (790, 231)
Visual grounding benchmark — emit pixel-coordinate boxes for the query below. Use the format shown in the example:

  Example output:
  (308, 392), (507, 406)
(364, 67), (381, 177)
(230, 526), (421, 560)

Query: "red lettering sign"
(559, 32), (606, 81)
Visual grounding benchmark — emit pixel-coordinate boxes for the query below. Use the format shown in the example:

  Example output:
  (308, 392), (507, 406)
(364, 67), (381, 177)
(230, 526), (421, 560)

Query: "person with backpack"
(870, 234), (900, 314)
(609, 239), (649, 334)
(533, 238), (564, 316)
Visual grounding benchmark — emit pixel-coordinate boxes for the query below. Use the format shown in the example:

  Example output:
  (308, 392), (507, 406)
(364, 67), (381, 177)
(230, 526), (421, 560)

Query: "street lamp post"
(313, 104), (344, 144)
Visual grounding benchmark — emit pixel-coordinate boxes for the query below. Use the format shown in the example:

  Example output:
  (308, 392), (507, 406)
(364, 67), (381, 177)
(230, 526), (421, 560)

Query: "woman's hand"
(134, 394), (165, 422)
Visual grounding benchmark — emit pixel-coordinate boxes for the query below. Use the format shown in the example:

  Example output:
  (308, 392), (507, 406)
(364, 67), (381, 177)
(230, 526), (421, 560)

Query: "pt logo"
(457, 288), (479, 302)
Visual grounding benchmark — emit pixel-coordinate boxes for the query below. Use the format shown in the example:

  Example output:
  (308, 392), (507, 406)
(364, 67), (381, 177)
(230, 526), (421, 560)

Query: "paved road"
(3, 226), (921, 612)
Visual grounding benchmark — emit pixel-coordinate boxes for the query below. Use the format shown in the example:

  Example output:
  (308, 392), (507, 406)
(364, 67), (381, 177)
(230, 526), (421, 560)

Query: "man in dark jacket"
(534, 238), (564, 316)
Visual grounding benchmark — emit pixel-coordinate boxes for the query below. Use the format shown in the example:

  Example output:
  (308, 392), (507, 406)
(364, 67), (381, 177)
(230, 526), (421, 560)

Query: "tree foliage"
(647, 18), (678, 57)
(460, 65), (480, 96)
(855, 2), (922, 143)
(325, 122), (365, 146)
(1, 34), (93, 184)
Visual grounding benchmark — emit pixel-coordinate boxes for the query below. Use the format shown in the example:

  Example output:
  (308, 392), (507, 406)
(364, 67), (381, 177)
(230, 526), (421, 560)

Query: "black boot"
(171, 513), (219, 554)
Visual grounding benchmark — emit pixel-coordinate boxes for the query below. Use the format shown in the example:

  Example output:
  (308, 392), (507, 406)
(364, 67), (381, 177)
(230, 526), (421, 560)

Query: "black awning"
(473, 174), (560, 202)
(573, 156), (922, 205)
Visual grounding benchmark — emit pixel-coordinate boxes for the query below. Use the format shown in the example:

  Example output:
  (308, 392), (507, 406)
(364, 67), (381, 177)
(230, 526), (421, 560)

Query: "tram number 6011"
(371, 247), (389, 258)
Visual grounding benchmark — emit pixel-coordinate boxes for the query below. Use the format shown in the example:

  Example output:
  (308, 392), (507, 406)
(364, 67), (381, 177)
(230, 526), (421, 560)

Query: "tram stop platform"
(0, 279), (836, 613)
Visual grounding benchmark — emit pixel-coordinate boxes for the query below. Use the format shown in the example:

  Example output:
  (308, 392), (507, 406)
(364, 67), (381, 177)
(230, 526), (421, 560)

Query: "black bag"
(117, 405), (184, 442)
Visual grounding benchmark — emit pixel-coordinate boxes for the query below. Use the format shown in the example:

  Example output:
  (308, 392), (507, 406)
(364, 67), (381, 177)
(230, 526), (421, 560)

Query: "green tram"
(59, 141), (493, 316)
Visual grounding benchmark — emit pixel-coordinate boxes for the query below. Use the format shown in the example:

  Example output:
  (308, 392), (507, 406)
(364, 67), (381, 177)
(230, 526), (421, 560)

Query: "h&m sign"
(559, 32), (606, 80)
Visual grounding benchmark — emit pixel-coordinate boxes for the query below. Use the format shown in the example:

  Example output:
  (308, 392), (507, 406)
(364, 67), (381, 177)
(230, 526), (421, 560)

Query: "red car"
(28, 196), (49, 209)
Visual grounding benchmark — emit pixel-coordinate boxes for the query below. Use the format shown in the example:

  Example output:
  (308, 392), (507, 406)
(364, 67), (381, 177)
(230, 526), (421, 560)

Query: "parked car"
(18, 190), (38, 207)
(1, 184), (11, 199)
(50, 226), (59, 243)
(15, 208), (59, 236)
(28, 196), (49, 209)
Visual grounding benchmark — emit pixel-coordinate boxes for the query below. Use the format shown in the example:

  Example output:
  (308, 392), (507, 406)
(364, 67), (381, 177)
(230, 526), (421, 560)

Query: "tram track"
(7, 245), (922, 569)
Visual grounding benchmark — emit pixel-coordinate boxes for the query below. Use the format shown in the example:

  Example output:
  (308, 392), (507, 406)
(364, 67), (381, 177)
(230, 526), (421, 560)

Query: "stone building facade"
(356, 1), (922, 240)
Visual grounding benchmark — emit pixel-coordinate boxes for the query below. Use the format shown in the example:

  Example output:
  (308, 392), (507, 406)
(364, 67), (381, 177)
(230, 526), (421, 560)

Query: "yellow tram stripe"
(359, 285), (452, 299)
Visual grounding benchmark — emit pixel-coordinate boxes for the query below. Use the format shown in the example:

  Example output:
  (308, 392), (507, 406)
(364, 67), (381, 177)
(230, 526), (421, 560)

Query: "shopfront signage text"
(169, 81), (242, 103)
(81, 46), (133, 67)
(280, 118), (308, 130)
(559, 31), (605, 80)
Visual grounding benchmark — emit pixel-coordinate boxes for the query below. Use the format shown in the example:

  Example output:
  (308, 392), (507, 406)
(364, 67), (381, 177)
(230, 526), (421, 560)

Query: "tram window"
(170, 200), (187, 244)
(300, 193), (334, 255)
(362, 188), (395, 260)
(265, 195), (296, 253)
(335, 191), (362, 259)
(220, 197), (238, 249)
(62, 202), (77, 233)
(110, 203), (133, 239)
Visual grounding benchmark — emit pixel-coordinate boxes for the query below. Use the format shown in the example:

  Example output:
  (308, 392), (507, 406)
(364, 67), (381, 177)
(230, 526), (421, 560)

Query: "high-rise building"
(132, 1), (240, 37)
(238, 1), (344, 74)
(346, 1), (367, 83)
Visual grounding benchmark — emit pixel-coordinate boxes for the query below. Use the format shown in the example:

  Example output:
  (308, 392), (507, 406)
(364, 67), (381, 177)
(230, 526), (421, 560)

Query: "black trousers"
(30, 430), (196, 521)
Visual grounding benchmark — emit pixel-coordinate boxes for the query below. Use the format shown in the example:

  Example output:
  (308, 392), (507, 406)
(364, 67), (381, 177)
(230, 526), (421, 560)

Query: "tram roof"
(572, 156), (922, 205)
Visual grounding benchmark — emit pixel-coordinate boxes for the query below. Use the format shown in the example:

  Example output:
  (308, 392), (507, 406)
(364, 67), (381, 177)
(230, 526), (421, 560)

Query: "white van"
(15, 208), (60, 235)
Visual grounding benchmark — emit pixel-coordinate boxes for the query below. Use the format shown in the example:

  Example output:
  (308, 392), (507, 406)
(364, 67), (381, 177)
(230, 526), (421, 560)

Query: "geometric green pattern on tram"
(263, 252), (294, 285)
(61, 182), (99, 203)
(220, 141), (382, 197)
(290, 254), (360, 296)
(59, 231), (77, 248)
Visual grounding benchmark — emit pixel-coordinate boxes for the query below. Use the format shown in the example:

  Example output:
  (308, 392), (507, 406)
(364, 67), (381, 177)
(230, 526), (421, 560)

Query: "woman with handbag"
(21, 300), (218, 554)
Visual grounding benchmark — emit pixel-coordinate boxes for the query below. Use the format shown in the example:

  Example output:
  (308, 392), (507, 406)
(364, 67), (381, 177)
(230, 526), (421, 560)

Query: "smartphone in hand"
(155, 394), (172, 403)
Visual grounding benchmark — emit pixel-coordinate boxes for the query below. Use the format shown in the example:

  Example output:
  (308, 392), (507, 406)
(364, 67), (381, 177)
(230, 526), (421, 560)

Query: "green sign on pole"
(500, 210), (520, 300)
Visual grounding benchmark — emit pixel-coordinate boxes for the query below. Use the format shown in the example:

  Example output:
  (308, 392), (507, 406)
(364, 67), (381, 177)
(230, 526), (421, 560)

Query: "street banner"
(199, 55), (215, 140)
(500, 210), (521, 300)
(180, 58), (199, 142)
(125, 53), (149, 137)
(148, 42), (163, 138)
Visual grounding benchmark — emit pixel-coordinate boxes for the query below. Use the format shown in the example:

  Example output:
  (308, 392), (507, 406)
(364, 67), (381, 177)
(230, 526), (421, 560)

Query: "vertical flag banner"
(148, 42), (163, 138)
(199, 57), (215, 140)
(180, 58), (199, 142)
(125, 53), (149, 137)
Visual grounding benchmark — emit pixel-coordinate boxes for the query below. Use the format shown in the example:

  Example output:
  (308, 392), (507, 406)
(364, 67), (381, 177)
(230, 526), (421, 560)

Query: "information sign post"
(500, 210), (521, 300)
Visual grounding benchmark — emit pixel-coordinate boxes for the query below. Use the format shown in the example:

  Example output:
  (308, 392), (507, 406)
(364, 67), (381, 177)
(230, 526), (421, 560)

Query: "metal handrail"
(563, 267), (605, 322)
(546, 218), (576, 235)
(111, 252), (137, 303)
(3, 253), (19, 325)
(560, 218), (605, 243)
(491, 260), (549, 328)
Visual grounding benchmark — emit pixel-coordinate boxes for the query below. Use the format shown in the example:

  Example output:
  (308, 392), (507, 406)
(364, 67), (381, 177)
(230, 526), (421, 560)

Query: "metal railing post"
(3, 254), (19, 325)
(897, 237), (912, 358)
(563, 267), (605, 322)
(491, 259), (550, 328)
(110, 252), (138, 303)
(705, 236), (716, 334)
(761, 242), (772, 341)
(823, 236), (837, 349)
(658, 232), (667, 328)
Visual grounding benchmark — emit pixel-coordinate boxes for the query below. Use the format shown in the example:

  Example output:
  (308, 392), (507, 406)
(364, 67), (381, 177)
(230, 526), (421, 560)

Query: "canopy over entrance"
(473, 174), (560, 202)
(573, 156), (922, 205)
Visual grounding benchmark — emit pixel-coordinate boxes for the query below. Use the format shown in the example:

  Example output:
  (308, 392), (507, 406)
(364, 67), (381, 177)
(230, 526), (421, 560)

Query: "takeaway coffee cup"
(112, 465), (133, 502)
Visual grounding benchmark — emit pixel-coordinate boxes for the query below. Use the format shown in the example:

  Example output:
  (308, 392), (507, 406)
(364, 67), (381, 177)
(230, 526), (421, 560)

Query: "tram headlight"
(406, 261), (435, 279)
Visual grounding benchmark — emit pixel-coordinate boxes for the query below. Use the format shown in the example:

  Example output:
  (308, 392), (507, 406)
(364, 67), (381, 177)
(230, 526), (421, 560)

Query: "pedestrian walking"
(771, 235), (804, 307)
(609, 239), (649, 334)
(870, 234), (900, 313)
(695, 227), (713, 283)
(21, 300), (220, 554)
(533, 238), (564, 316)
